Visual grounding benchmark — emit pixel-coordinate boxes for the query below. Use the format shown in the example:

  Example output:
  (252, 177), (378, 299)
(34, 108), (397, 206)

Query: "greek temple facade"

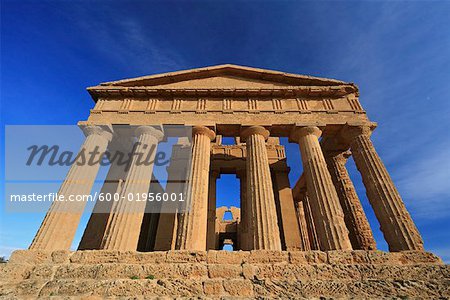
(29, 64), (424, 253)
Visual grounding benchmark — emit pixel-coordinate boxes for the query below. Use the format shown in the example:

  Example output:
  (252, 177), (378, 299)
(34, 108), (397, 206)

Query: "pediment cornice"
(88, 85), (357, 101)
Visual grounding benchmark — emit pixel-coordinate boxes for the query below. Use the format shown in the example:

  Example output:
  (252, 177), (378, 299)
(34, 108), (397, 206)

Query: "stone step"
(2, 262), (449, 282)
(1, 278), (449, 299)
(7, 249), (444, 266)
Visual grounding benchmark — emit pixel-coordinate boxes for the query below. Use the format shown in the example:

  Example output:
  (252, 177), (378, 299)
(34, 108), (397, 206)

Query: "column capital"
(81, 125), (113, 142)
(135, 126), (164, 142)
(340, 124), (373, 143)
(323, 149), (352, 163)
(240, 125), (270, 141)
(192, 126), (216, 141)
(290, 126), (322, 142)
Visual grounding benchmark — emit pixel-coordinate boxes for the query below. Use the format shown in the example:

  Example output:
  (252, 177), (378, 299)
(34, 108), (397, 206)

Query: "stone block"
(242, 263), (256, 279)
(8, 250), (52, 265)
(301, 279), (349, 298)
(314, 264), (361, 280)
(289, 251), (308, 264)
(329, 250), (372, 264)
(223, 279), (253, 297)
(208, 264), (242, 279)
(39, 279), (110, 297)
(245, 250), (289, 263)
(55, 264), (100, 279)
(166, 250), (207, 263)
(203, 279), (224, 295)
(304, 251), (328, 264)
(28, 265), (55, 280)
(0, 264), (32, 283)
(399, 251), (443, 265)
(209, 250), (248, 264)
(367, 250), (402, 265)
(70, 250), (121, 264)
(51, 250), (71, 264)
(0, 279), (46, 297)
(95, 264), (144, 279)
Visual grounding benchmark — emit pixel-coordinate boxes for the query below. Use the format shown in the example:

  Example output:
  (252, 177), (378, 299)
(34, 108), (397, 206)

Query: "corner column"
(176, 126), (216, 250)
(324, 150), (376, 250)
(342, 125), (424, 251)
(241, 126), (281, 250)
(101, 126), (164, 251)
(291, 126), (352, 250)
(30, 125), (113, 250)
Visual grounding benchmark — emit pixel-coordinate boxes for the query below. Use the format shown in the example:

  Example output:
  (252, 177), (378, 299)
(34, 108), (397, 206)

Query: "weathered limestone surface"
(342, 125), (424, 252)
(242, 126), (282, 251)
(29, 126), (112, 251)
(324, 150), (377, 250)
(291, 126), (352, 251)
(176, 126), (216, 251)
(1, 250), (448, 299)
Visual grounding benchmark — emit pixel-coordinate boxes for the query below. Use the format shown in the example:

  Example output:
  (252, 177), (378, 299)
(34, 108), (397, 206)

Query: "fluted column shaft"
(176, 126), (215, 250)
(154, 139), (191, 251)
(344, 126), (424, 251)
(272, 169), (303, 250)
(242, 126), (281, 250)
(207, 170), (220, 250)
(294, 197), (311, 251)
(30, 125), (112, 250)
(325, 150), (376, 250)
(303, 193), (320, 250)
(237, 168), (252, 250)
(292, 126), (352, 250)
(101, 126), (163, 251)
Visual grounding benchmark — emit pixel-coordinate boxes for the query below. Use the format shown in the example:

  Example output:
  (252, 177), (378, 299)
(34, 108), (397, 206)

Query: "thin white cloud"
(66, 5), (185, 74)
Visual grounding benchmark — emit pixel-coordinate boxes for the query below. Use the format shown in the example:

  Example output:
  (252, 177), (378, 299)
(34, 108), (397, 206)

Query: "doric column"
(78, 136), (133, 250)
(78, 161), (126, 250)
(30, 125), (113, 250)
(291, 126), (352, 250)
(236, 168), (253, 250)
(207, 170), (220, 250)
(324, 150), (376, 250)
(154, 138), (191, 251)
(303, 193), (320, 250)
(342, 125), (424, 251)
(241, 126), (281, 250)
(294, 192), (311, 251)
(176, 126), (216, 250)
(272, 168), (303, 250)
(101, 126), (164, 251)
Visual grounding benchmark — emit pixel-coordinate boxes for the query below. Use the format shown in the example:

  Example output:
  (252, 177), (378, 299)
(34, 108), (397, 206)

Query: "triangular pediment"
(97, 64), (349, 89)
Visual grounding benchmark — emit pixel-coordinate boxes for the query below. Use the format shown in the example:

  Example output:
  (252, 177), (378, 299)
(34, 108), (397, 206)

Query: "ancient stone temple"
(1, 65), (448, 298)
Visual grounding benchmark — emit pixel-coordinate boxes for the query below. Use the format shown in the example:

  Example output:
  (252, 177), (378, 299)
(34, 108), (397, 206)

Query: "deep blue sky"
(1, 1), (449, 260)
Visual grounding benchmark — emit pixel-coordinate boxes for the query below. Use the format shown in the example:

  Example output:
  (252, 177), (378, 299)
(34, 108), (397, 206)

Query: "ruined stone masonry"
(1, 65), (448, 298)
